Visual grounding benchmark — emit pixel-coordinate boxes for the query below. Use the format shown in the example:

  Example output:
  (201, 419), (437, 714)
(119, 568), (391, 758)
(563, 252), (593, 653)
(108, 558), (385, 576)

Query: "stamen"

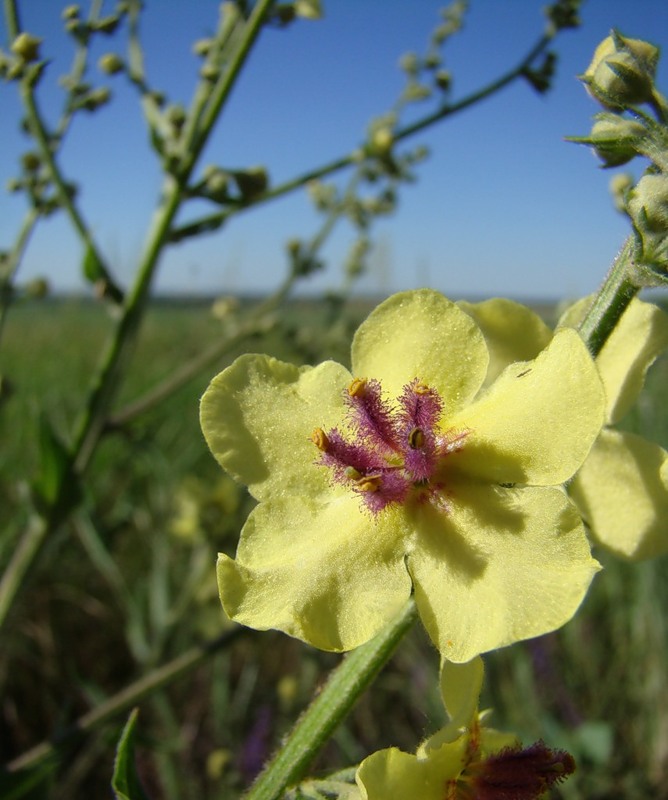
(347, 378), (367, 397)
(408, 427), (425, 449)
(313, 377), (467, 514)
(310, 427), (330, 451)
(356, 475), (382, 493)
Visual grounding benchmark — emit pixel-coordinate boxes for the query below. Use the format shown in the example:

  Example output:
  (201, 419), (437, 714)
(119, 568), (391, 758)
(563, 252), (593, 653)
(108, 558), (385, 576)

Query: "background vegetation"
(2, 1), (668, 798)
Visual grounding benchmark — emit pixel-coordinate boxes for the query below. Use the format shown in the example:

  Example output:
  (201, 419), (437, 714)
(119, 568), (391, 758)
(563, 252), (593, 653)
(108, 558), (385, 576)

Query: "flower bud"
(232, 166), (268, 200)
(627, 173), (668, 268)
(85, 86), (111, 110)
(581, 31), (659, 109)
(62, 5), (80, 19)
(199, 63), (220, 82)
(435, 69), (451, 91)
(587, 112), (646, 166)
(166, 104), (187, 131)
(192, 38), (213, 58)
(21, 151), (41, 172)
(370, 127), (393, 157)
(398, 52), (419, 75)
(609, 172), (634, 212)
(98, 53), (124, 75)
(10, 32), (42, 63)
(295, 0), (322, 20)
(204, 167), (229, 196)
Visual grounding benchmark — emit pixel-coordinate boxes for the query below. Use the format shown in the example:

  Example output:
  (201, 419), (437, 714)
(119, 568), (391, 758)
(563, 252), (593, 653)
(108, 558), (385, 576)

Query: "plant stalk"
(243, 599), (417, 800)
(577, 235), (639, 357)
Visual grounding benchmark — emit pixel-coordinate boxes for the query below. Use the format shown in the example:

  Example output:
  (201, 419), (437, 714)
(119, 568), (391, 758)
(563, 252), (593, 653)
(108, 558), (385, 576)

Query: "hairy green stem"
(171, 31), (555, 242)
(577, 235), (639, 357)
(5, 627), (246, 774)
(243, 600), (417, 800)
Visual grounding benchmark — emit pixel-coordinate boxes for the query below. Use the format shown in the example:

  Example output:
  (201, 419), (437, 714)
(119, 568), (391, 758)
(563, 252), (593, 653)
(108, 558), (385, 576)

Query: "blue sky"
(2, 1), (668, 301)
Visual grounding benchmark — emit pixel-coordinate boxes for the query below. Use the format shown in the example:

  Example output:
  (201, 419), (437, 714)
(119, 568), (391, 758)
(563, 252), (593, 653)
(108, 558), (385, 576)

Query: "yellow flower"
(200, 290), (604, 660)
(461, 295), (668, 560)
(356, 657), (575, 800)
(561, 297), (668, 560)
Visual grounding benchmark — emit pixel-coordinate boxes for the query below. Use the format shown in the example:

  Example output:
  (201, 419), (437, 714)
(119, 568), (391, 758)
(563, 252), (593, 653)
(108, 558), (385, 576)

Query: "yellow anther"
(414, 382), (430, 395)
(408, 427), (425, 449)
(357, 475), (382, 493)
(348, 378), (367, 397)
(344, 466), (362, 481)
(310, 427), (330, 451)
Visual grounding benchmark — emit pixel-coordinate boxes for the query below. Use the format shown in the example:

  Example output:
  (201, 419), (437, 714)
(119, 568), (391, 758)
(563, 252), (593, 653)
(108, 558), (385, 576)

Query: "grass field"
(1, 295), (668, 799)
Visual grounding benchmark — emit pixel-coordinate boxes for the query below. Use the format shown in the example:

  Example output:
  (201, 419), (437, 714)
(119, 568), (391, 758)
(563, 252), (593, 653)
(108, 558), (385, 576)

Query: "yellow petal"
(200, 354), (351, 501)
(407, 484), (599, 662)
(217, 494), (412, 651)
(357, 740), (467, 800)
(440, 656), (484, 730)
(351, 289), (489, 412)
(559, 296), (668, 424)
(570, 428), (668, 560)
(448, 328), (605, 485)
(458, 298), (552, 386)
(418, 657), (485, 755)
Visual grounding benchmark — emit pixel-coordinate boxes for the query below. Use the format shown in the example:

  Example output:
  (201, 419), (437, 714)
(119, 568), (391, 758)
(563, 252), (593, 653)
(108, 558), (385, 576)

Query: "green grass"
(1, 296), (668, 799)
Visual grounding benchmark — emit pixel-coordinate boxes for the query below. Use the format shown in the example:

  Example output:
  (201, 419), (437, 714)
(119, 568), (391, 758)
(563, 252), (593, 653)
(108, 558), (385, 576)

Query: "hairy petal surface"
(448, 328), (605, 485)
(217, 494), (412, 651)
(351, 289), (489, 412)
(559, 296), (668, 424)
(200, 354), (351, 501)
(570, 428), (668, 560)
(407, 484), (600, 662)
(458, 298), (552, 386)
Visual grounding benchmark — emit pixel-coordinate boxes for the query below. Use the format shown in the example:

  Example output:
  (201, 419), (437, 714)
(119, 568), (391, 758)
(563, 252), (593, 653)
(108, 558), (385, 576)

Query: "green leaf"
(111, 709), (151, 800)
(32, 414), (81, 511)
(82, 242), (104, 284)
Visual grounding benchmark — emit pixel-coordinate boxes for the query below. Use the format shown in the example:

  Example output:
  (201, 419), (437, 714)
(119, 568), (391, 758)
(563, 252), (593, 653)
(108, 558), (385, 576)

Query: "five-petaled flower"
(200, 289), (605, 661)
(356, 656), (576, 800)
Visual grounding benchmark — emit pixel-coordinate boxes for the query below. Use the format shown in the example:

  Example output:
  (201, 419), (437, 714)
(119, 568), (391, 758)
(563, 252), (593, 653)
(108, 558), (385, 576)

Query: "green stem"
(171, 32), (554, 242)
(577, 235), (639, 357)
(4, 627), (246, 774)
(0, 206), (39, 344)
(243, 599), (417, 800)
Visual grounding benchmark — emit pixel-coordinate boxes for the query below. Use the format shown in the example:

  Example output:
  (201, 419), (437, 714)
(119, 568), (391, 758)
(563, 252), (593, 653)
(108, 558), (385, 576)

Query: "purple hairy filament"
(311, 377), (468, 514)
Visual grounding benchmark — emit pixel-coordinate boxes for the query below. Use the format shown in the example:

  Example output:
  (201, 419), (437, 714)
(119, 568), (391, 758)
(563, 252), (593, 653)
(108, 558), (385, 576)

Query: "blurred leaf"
(82, 242), (104, 284)
(112, 709), (151, 800)
(32, 414), (80, 518)
(572, 721), (614, 765)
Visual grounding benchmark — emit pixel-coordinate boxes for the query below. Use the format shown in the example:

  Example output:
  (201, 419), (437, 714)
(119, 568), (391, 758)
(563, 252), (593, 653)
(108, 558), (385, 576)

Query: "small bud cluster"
(6, 149), (75, 217)
(571, 31), (668, 280)
(396, 1), (467, 107)
(0, 32), (44, 83)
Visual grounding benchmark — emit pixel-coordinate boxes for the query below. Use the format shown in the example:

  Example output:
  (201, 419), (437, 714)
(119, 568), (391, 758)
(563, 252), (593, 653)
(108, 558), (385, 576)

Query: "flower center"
(311, 377), (467, 513)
